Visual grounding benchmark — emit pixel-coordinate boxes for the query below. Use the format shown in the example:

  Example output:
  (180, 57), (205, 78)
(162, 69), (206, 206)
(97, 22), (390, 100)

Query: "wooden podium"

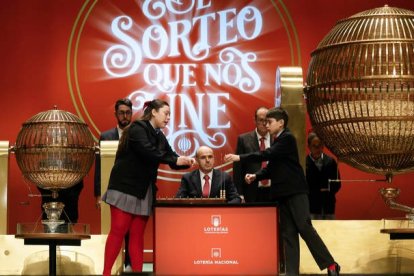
(154, 201), (279, 275)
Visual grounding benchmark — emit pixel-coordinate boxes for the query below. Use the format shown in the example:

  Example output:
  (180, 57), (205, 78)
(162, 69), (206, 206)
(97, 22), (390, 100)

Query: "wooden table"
(15, 232), (90, 276)
(380, 228), (414, 240)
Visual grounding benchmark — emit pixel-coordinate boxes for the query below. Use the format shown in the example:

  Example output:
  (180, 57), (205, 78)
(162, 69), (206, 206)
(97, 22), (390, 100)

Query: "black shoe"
(327, 263), (340, 276)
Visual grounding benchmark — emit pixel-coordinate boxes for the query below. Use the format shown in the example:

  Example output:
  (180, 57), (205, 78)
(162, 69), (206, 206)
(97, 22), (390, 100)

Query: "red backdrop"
(1, 0), (414, 234)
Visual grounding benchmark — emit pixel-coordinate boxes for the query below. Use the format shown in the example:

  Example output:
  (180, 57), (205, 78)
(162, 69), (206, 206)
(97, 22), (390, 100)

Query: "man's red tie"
(202, 175), (210, 198)
(260, 137), (269, 186)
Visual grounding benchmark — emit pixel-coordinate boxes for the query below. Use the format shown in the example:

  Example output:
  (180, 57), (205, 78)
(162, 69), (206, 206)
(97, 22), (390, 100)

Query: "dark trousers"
(256, 187), (271, 202)
(243, 186), (271, 203)
(279, 193), (334, 276)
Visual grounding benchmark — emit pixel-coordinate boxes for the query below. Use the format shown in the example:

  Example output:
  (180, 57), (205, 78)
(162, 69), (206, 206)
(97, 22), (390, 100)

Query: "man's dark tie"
(202, 175), (210, 198)
(260, 137), (269, 186)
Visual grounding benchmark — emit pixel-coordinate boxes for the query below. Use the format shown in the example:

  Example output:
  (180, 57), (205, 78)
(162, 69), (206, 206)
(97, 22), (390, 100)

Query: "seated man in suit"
(176, 146), (241, 203)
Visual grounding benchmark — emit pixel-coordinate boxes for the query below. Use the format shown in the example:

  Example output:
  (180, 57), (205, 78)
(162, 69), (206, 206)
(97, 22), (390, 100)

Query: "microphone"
(220, 154), (226, 199)
(220, 188), (225, 199)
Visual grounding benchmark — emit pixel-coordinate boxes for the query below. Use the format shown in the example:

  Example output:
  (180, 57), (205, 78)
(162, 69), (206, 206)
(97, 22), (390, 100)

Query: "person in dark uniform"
(94, 98), (133, 270)
(94, 98), (133, 207)
(102, 99), (194, 275)
(225, 107), (340, 276)
(306, 132), (341, 219)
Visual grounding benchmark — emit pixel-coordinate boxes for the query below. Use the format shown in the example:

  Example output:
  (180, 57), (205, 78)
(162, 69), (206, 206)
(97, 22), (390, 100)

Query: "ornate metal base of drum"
(41, 201), (66, 233)
(380, 188), (414, 240)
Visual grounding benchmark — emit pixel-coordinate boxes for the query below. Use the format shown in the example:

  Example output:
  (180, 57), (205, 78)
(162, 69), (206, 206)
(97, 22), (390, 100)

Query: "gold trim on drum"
(0, 141), (9, 234)
(276, 66), (306, 170)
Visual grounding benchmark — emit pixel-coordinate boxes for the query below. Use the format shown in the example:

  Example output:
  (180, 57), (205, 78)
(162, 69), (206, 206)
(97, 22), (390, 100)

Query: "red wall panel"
(1, 0), (414, 234)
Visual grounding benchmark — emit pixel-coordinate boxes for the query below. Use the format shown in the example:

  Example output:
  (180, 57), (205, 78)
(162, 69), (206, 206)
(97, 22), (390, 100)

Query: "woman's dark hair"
(117, 99), (169, 153)
(141, 99), (169, 120)
(266, 107), (289, 127)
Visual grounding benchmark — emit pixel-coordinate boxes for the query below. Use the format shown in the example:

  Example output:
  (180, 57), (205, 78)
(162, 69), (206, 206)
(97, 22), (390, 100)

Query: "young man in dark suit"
(233, 106), (272, 203)
(225, 107), (340, 276)
(176, 146), (241, 204)
(94, 98), (133, 270)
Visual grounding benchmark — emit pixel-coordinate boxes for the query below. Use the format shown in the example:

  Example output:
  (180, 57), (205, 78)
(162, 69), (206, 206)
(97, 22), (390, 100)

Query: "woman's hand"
(177, 156), (195, 166)
(224, 154), (240, 163)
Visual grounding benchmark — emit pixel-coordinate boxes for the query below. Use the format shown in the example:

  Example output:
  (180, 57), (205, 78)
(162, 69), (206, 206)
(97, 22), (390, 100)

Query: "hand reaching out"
(95, 196), (102, 209)
(189, 157), (196, 166)
(224, 154), (240, 163)
(245, 174), (256, 184)
(177, 156), (196, 166)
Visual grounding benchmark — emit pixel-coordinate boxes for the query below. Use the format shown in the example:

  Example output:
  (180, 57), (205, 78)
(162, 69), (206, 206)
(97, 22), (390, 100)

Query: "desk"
(15, 224), (90, 276)
(154, 202), (279, 275)
(157, 197), (226, 204)
(380, 218), (414, 240)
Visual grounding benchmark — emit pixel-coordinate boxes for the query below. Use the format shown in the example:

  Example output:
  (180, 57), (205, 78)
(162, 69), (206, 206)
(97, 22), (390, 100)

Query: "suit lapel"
(112, 128), (119, 140)
(248, 132), (260, 151)
(210, 169), (221, 197)
(270, 133), (275, 144)
(273, 128), (287, 145)
(141, 120), (162, 148)
(192, 170), (203, 196)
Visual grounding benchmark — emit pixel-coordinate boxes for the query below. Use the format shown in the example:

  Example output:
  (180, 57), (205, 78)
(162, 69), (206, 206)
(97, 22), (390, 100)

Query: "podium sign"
(154, 205), (278, 275)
